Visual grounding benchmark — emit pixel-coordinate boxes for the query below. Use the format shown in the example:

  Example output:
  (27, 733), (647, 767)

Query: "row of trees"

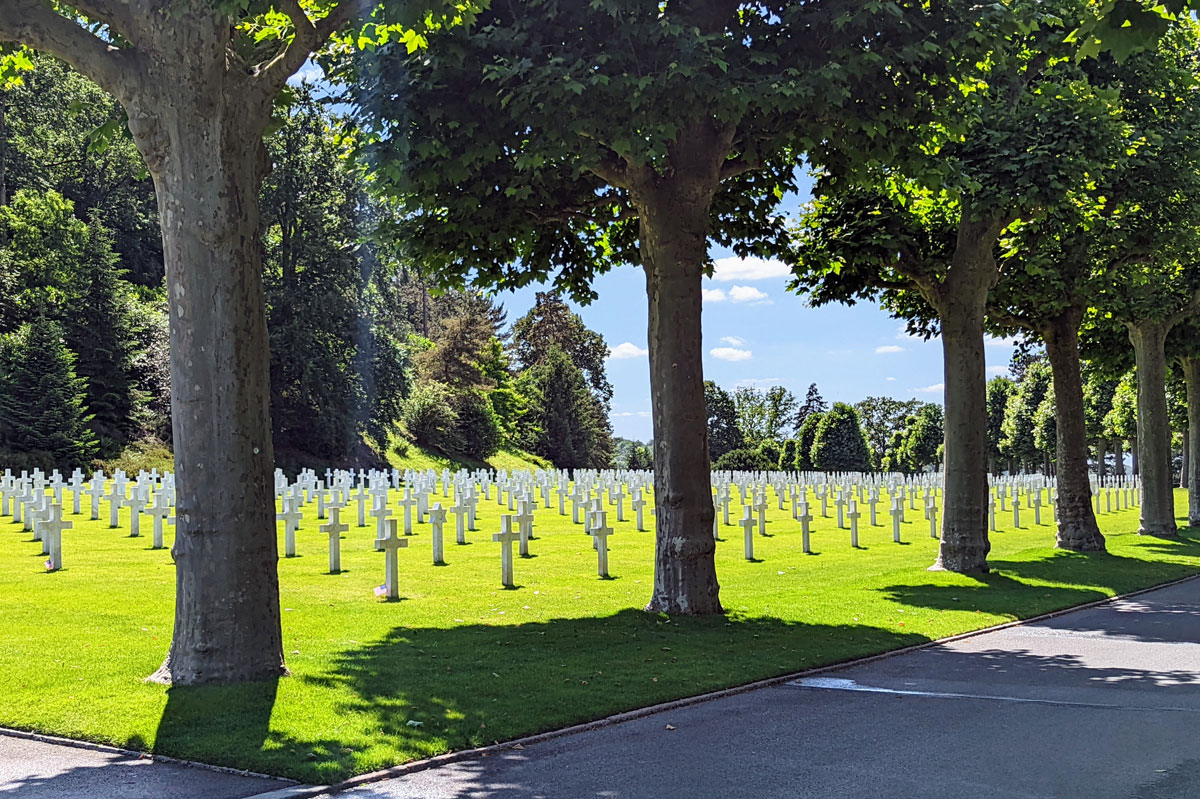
(705, 381), (945, 474)
(1, 0), (1186, 685)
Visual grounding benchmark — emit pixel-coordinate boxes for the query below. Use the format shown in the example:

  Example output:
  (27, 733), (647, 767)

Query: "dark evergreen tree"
(63, 215), (140, 456)
(0, 316), (97, 470)
(517, 346), (605, 468)
(794, 383), (828, 432)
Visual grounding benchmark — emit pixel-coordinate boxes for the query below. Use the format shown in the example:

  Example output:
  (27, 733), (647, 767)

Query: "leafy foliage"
(811, 402), (871, 472)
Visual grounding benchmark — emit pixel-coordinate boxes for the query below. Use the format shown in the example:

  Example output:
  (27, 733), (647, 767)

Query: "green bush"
(811, 402), (871, 472)
(757, 439), (781, 466)
(778, 439), (798, 471)
(402, 381), (459, 452)
(713, 447), (773, 472)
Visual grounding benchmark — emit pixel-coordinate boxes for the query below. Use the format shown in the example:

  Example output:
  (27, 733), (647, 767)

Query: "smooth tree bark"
(1180, 357), (1200, 526)
(925, 216), (1009, 573)
(1127, 321), (1178, 536)
(1096, 439), (1107, 478)
(1040, 309), (1104, 551)
(631, 122), (729, 615)
(0, 0), (372, 684)
(1113, 439), (1124, 475)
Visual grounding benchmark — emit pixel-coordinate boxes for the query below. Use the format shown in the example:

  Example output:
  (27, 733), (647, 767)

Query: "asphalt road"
(3, 577), (1197, 799)
(0, 734), (283, 799)
(320, 577), (1200, 799)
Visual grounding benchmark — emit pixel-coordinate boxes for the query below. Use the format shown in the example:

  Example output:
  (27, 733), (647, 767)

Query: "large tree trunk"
(1041, 310), (1104, 551)
(1113, 438), (1124, 476)
(1128, 322), (1177, 537)
(1131, 436), (1139, 476)
(128, 78), (284, 684)
(1096, 439), (1106, 478)
(1181, 357), (1200, 526)
(1182, 432), (1189, 490)
(634, 130), (724, 615)
(930, 217), (1001, 573)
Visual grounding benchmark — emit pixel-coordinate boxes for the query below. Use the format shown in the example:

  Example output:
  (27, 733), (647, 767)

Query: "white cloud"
(721, 336), (746, 346)
(735, 377), (782, 388)
(711, 256), (790, 282)
(875, 345), (906, 354)
(985, 335), (1019, 348)
(913, 383), (945, 393)
(728, 285), (770, 303)
(612, 411), (652, 418)
(702, 288), (728, 302)
(608, 342), (648, 360)
(987, 365), (1010, 376)
(886, 377), (897, 382)
(711, 347), (753, 362)
(896, 324), (920, 341)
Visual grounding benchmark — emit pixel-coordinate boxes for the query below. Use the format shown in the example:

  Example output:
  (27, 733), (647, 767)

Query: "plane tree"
(347, 0), (967, 612)
(789, 3), (1124, 570)
(0, 0), (467, 685)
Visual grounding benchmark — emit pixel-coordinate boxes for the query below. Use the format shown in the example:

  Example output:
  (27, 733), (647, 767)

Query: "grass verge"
(0, 486), (1195, 783)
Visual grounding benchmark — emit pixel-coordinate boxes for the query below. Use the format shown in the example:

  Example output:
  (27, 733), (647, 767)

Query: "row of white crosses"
(1, 467), (177, 571)
(5, 463), (1141, 588)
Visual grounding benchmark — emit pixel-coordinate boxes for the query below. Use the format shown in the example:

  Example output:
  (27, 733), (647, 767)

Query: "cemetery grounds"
(0, 475), (1197, 784)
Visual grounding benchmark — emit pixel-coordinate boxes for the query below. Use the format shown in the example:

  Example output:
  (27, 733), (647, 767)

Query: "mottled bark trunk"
(1181, 357), (1200, 526)
(128, 78), (283, 684)
(1182, 434), (1189, 490)
(930, 218), (1001, 573)
(1128, 322), (1177, 536)
(634, 137), (723, 615)
(1041, 311), (1104, 551)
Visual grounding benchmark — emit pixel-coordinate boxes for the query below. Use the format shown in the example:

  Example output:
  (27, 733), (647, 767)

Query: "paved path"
(0, 733), (284, 799)
(4, 578), (1198, 799)
(322, 577), (1200, 799)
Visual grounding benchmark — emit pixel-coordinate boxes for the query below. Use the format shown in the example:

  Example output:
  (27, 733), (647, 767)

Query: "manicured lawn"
(0, 484), (1196, 783)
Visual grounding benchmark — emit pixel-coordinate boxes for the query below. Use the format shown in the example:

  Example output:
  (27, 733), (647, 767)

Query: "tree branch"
(719, 149), (763, 181)
(0, 0), (140, 99)
(253, 0), (379, 97)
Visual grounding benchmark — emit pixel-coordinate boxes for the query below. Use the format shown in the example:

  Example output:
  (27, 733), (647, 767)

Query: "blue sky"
(494, 175), (1019, 442)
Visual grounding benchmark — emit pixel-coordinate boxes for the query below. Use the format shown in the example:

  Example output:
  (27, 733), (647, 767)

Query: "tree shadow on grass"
(878, 546), (1200, 625)
(146, 612), (930, 784)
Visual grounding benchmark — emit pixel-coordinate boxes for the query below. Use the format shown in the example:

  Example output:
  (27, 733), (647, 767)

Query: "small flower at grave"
(44, 560), (52, 570)
(374, 585), (387, 597)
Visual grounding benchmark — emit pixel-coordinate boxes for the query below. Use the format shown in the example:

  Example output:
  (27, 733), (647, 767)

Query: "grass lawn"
(0, 483), (1196, 784)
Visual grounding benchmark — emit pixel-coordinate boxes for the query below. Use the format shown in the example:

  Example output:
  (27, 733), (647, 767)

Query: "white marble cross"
(322, 506), (349, 574)
(632, 494), (646, 532)
(740, 506), (756, 560)
(277, 499), (302, 558)
(847, 501), (860, 548)
(493, 515), (518, 588)
(798, 501), (813, 554)
(42, 503), (70, 572)
(592, 511), (613, 577)
(146, 494), (170, 549)
(375, 518), (407, 600)
(398, 488), (417, 535)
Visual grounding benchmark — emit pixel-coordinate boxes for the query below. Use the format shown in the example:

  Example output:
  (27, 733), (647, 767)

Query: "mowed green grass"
(0, 484), (1196, 783)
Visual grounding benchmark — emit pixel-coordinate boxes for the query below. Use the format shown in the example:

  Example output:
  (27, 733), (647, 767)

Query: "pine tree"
(517, 346), (603, 468)
(0, 316), (97, 470)
(63, 215), (140, 456)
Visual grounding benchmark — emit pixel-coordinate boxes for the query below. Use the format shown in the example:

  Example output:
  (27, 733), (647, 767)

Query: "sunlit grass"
(0, 484), (1194, 783)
